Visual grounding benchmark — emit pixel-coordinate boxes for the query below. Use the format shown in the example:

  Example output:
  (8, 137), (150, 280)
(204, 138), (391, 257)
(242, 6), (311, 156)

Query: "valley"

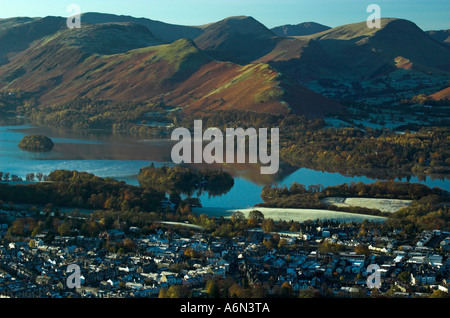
(0, 8), (449, 301)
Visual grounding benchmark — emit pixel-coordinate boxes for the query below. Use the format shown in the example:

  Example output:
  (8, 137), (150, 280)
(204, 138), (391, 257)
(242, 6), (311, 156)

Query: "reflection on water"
(1, 117), (449, 209)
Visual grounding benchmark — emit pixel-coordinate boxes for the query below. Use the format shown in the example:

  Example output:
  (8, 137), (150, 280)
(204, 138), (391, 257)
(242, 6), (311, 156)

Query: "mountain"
(293, 18), (450, 81)
(81, 12), (203, 43)
(193, 16), (279, 64)
(0, 22), (162, 98)
(426, 29), (450, 47)
(0, 22), (340, 118)
(271, 22), (331, 37)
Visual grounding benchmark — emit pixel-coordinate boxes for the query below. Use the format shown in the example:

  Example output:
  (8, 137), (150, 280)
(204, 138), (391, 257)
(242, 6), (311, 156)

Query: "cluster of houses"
(0, 219), (449, 298)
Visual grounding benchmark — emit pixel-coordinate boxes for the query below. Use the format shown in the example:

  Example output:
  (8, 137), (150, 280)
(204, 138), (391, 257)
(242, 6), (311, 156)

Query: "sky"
(0, 0), (449, 30)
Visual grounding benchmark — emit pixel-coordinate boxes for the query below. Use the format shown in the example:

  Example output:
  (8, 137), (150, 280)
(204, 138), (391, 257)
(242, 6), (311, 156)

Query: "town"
(0, 206), (448, 299)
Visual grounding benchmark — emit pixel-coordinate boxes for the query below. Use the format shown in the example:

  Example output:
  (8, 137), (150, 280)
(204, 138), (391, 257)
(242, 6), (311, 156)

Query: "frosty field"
(194, 207), (387, 223)
(321, 197), (413, 213)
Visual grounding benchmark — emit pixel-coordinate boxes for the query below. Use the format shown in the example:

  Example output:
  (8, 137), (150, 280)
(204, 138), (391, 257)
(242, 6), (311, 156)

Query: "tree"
(398, 271), (410, 283)
(206, 280), (219, 298)
(248, 210), (264, 223)
(231, 211), (245, 223)
(261, 219), (275, 233)
(57, 222), (71, 236)
(9, 220), (24, 236)
(354, 244), (370, 256)
(280, 282), (294, 297)
(36, 172), (44, 182)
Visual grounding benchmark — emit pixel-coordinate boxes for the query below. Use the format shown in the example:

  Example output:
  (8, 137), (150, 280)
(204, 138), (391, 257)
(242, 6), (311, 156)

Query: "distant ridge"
(426, 29), (450, 47)
(81, 12), (204, 43)
(271, 22), (331, 37)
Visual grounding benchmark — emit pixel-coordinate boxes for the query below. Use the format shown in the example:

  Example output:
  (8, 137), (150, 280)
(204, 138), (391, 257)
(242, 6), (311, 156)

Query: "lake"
(1, 119), (449, 211)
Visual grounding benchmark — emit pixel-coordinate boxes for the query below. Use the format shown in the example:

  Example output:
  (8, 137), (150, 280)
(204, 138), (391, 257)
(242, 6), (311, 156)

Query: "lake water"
(1, 119), (449, 210)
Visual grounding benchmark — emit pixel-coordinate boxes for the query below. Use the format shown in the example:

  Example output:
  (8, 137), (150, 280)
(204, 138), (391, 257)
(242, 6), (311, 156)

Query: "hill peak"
(309, 18), (421, 41)
(204, 16), (275, 37)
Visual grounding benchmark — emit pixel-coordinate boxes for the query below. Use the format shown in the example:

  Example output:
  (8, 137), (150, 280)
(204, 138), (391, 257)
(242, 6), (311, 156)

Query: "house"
(351, 261), (365, 274)
(411, 271), (436, 286)
(36, 275), (53, 286)
(440, 237), (450, 252)
(101, 229), (125, 241)
(0, 224), (8, 237)
(339, 252), (366, 262)
(161, 273), (181, 285)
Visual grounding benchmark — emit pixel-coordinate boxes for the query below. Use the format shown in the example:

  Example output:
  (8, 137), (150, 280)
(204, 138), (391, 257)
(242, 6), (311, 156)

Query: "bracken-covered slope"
(429, 87), (450, 101)
(0, 22), (341, 118)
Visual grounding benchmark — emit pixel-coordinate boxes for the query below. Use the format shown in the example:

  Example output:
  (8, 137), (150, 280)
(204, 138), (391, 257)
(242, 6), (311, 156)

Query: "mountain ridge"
(1, 13), (449, 121)
(271, 22), (331, 36)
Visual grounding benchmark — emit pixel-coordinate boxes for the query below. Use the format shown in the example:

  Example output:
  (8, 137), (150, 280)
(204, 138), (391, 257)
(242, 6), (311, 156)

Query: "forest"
(0, 170), (165, 212)
(138, 164), (235, 197)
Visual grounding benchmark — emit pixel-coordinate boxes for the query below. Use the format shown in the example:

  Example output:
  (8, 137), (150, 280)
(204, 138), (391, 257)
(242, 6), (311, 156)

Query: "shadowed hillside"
(194, 16), (279, 64)
(271, 22), (331, 36)
(81, 12), (204, 43)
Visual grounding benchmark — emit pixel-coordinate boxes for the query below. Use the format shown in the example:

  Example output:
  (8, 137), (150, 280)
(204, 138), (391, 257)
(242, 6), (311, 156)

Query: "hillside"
(426, 29), (450, 47)
(429, 86), (450, 101)
(0, 16), (67, 65)
(271, 22), (331, 37)
(165, 62), (341, 117)
(0, 23), (340, 118)
(255, 37), (340, 82)
(0, 22), (162, 100)
(304, 18), (450, 80)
